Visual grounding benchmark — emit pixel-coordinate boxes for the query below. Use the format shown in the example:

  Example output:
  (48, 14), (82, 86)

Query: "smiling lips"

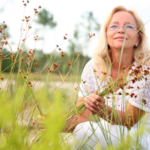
(115, 37), (128, 40)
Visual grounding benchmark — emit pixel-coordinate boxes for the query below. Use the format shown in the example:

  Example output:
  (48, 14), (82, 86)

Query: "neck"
(110, 47), (134, 73)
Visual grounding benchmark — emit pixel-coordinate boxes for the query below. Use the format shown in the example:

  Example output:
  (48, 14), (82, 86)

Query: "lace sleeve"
(127, 66), (150, 112)
(78, 59), (95, 97)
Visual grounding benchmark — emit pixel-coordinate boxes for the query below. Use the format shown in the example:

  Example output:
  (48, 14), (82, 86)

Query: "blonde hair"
(93, 6), (150, 79)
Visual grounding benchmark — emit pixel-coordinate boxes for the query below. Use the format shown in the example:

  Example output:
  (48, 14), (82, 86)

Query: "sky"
(1, 0), (150, 57)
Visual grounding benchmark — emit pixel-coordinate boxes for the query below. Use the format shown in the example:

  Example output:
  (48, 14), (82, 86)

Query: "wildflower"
(53, 63), (59, 70)
(77, 52), (81, 54)
(67, 61), (72, 66)
(1, 77), (4, 81)
(28, 25), (32, 29)
(49, 70), (53, 73)
(102, 71), (107, 75)
(63, 36), (67, 40)
(142, 99), (147, 105)
(118, 92), (122, 95)
(75, 87), (78, 90)
(93, 69), (97, 72)
(5, 41), (8, 45)
(61, 52), (65, 57)
(11, 55), (15, 60)
(144, 70), (149, 76)
(125, 123), (131, 130)
(130, 93), (134, 98)
(3, 24), (7, 28)
(34, 63), (37, 67)
(128, 86), (134, 89)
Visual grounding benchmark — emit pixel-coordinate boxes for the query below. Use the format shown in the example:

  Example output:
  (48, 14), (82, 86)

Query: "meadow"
(0, 1), (149, 150)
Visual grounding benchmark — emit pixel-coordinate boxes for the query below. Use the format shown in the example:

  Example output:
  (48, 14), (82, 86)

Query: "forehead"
(109, 11), (137, 25)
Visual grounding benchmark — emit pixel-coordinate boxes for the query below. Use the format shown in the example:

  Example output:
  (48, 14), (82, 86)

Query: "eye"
(110, 25), (118, 29)
(126, 25), (134, 30)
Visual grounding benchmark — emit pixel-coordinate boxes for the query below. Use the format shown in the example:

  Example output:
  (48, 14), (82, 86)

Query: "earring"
(134, 43), (138, 48)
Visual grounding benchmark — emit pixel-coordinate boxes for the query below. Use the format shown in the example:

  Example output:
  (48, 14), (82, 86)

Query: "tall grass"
(0, 1), (150, 150)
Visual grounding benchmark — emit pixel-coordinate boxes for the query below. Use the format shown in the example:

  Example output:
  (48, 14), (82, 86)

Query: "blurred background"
(1, 0), (150, 74)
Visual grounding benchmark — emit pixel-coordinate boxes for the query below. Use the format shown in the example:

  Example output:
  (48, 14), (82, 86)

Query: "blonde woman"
(65, 6), (150, 149)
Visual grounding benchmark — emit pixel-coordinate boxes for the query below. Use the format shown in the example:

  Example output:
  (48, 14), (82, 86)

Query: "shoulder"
(84, 59), (94, 67)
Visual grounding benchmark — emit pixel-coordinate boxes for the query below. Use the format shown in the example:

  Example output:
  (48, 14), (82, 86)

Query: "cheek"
(106, 32), (112, 44)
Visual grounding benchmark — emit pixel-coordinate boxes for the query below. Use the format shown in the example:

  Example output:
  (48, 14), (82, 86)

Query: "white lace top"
(78, 59), (150, 125)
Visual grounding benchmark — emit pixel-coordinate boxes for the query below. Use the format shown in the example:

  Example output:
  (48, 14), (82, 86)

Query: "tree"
(68, 11), (101, 56)
(35, 9), (57, 28)
(35, 9), (57, 50)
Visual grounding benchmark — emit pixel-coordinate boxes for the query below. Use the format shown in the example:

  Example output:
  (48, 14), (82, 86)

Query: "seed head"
(1, 77), (4, 81)
(58, 48), (62, 50)
(53, 63), (59, 70)
(77, 52), (81, 54)
(63, 36), (67, 40)
(34, 63), (37, 67)
(21, 57), (24, 62)
(38, 6), (41, 9)
(67, 61), (72, 66)
(3, 24), (7, 28)
(61, 52), (65, 57)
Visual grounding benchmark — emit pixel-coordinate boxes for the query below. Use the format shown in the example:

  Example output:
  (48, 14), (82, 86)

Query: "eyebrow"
(111, 21), (133, 25)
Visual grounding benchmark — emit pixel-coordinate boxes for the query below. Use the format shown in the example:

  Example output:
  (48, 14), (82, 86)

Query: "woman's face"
(106, 11), (140, 51)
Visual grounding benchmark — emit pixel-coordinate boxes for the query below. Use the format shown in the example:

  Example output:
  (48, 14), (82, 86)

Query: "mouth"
(115, 37), (128, 40)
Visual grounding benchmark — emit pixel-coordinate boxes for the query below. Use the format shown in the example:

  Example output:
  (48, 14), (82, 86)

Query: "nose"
(117, 26), (125, 33)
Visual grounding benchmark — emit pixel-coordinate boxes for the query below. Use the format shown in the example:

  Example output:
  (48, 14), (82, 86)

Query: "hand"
(84, 92), (105, 115)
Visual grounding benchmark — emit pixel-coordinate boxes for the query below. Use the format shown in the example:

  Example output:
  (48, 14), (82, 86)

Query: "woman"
(65, 6), (150, 149)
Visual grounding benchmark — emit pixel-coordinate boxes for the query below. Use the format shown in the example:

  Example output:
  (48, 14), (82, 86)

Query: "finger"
(85, 103), (98, 114)
(92, 95), (105, 104)
(86, 100), (99, 111)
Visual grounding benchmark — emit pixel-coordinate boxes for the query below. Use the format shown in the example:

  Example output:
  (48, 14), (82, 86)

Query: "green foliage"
(35, 9), (57, 28)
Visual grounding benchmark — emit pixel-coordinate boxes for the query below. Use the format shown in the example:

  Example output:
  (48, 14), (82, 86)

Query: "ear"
(136, 34), (141, 45)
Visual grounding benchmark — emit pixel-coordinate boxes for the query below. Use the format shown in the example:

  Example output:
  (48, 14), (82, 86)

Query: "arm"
(63, 97), (91, 132)
(85, 94), (145, 128)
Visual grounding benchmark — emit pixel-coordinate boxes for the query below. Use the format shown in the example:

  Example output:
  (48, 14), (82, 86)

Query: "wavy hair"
(93, 6), (150, 80)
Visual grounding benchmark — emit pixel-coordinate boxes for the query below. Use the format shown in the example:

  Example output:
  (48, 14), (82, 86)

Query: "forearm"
(63, 108), (91, 132)
(98, 104), (145, 127)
